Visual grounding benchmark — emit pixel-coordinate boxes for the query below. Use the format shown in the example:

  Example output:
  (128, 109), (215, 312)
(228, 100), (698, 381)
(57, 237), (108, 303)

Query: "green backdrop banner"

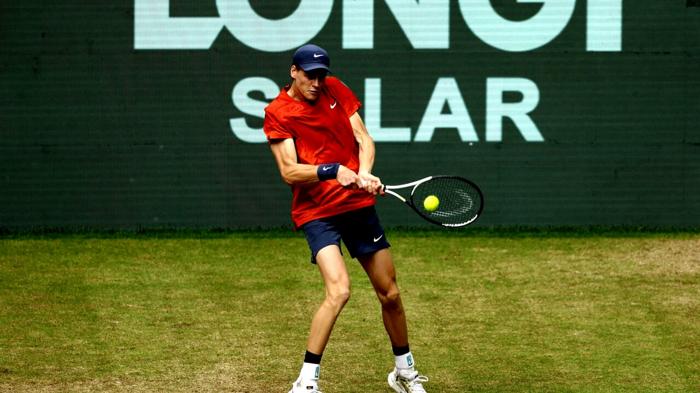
(1, 1), (698, 228)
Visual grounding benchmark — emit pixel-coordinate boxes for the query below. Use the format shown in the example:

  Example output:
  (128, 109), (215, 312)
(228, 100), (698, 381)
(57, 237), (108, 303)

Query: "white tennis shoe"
(388, 367), (429, 393)
(288, 377), (322, 393)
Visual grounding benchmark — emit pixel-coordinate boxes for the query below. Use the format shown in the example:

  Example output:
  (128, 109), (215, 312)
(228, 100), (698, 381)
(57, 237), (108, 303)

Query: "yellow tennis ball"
(423, 195), (440, 212)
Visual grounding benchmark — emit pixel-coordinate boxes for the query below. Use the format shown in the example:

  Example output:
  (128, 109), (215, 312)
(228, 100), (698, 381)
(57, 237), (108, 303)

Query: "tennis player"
(263, 44), (429, 393)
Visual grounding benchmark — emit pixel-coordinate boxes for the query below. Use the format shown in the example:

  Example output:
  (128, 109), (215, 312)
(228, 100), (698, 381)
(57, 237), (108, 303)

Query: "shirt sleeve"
(326, 77), (361, 117)
(263, 106), (293, 141)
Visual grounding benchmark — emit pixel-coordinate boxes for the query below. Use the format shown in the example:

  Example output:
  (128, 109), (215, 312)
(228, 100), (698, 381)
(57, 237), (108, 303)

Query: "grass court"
(1, 230), (698, 392)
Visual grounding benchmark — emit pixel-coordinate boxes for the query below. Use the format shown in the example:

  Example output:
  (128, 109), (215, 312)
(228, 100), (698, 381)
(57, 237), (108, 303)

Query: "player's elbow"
(279, 171), (295, 185)
(279, 167), (300, 185)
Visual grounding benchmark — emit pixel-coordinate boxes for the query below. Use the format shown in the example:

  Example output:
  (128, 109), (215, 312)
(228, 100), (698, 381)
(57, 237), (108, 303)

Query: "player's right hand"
(358, 171), (383, 195)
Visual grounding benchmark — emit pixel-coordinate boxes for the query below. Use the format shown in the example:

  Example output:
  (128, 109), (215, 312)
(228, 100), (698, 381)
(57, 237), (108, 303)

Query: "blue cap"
(292, 44), (330, 72)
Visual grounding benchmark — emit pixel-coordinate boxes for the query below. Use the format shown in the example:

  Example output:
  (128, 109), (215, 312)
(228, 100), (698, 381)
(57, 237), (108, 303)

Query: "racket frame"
(382, 175), (483, 227)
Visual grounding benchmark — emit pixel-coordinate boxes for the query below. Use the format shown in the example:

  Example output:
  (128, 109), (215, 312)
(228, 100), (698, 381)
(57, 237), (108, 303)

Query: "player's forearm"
(279, 163), (320, 185)
(350, 112), (375, 174)
(358, 134), (375, 175)
(281, 163), (359, 186)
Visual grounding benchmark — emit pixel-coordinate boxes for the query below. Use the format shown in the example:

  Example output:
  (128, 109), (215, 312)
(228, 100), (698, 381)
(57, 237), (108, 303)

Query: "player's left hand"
(358, 171), (383, 195)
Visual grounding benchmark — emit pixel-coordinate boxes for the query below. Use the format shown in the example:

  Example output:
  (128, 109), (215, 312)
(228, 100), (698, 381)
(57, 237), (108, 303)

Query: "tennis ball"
(423, 195), (440, 212)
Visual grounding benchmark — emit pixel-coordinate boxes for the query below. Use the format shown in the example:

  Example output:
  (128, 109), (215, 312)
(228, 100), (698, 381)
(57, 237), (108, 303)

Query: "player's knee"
(327, 287), (351, 310)
(379, 287), (401, 310)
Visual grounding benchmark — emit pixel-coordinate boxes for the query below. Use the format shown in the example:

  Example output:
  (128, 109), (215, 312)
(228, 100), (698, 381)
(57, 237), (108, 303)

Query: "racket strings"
(411, 177), (482, 226)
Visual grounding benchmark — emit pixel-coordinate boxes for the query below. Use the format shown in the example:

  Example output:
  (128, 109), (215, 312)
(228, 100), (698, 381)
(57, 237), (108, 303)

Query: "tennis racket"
(382, 176), (483, 228)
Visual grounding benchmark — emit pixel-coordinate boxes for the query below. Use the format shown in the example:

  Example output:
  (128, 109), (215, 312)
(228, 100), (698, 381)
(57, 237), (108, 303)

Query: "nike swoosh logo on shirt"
(330, 101), (337, 109)
(373, 235), (384, 243)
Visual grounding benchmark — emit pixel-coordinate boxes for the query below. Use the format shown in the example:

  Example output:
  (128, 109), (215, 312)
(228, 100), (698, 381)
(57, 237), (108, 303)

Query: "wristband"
(317, 163), (340, 181)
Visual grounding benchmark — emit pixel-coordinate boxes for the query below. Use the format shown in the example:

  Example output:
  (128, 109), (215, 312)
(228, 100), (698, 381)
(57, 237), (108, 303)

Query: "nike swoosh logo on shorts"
(373, 235), (383, 242)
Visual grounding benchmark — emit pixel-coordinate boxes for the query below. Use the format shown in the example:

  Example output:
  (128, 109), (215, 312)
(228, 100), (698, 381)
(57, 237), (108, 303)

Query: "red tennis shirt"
(263, 77), (375, 228)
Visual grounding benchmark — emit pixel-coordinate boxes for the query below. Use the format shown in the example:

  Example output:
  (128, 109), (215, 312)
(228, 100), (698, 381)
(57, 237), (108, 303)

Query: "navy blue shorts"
(301, 206), (390, 264)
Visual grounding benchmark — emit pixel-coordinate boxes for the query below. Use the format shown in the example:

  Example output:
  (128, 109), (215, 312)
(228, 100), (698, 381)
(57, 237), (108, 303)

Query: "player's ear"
(290, 64), (299, 79)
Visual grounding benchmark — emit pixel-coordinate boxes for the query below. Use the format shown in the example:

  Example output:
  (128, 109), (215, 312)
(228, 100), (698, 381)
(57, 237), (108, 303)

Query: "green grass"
(0, 231), (698, 392)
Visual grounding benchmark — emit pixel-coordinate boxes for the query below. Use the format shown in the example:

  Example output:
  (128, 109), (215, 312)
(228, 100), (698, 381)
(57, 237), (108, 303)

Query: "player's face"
(290, 66), (327, 102)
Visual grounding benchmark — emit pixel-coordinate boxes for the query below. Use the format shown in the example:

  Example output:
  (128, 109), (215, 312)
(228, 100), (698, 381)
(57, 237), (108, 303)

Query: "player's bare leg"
(290, 244), (350, 393)
(308, 244), (351, 353)
(360, 248), (429, 393)
(359, 248), (407, 346)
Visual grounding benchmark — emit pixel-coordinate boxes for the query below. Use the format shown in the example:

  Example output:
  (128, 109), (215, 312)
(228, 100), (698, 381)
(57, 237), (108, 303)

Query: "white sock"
(300, 362), (320, 381)
(395, 351), (415, 370)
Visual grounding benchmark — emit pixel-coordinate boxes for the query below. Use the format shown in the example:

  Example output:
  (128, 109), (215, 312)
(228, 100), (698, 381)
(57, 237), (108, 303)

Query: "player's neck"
(287, 83), (303, 102)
